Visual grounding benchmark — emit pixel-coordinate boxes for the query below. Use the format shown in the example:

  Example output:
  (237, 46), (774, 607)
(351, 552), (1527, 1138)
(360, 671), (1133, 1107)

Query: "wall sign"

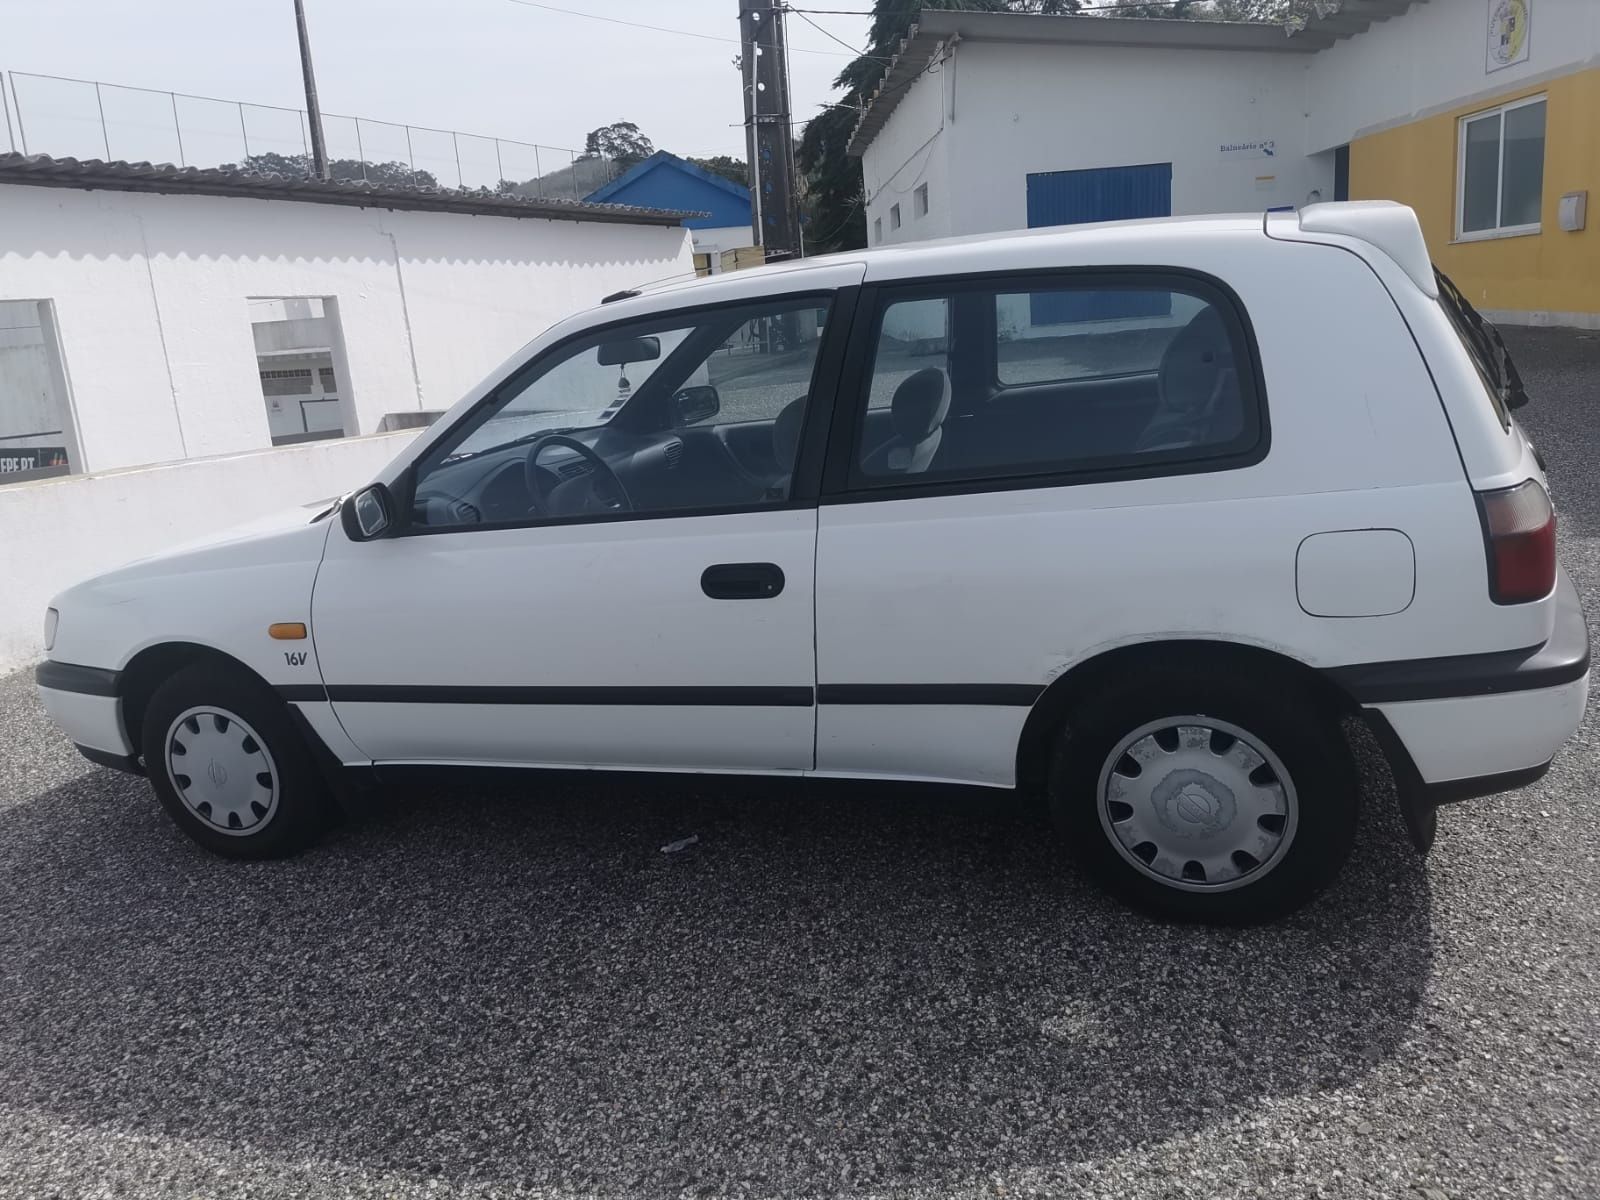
(1487, 0), (1530, 72)
(0, 447), (68, 475)
(1220, 139), (1275, 161)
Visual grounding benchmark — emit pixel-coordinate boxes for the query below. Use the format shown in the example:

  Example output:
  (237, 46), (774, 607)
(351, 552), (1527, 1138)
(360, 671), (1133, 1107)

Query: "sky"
(0, 0), (873, 180)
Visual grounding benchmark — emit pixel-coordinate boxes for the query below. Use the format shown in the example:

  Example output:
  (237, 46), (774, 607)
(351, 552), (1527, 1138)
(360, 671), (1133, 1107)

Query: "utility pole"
(739, 0), (802, 261)
(293, 0), (330, 180)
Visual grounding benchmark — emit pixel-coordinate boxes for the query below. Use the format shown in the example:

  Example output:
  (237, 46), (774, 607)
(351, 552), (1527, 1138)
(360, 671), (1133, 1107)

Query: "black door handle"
(701, 562), (785, 600)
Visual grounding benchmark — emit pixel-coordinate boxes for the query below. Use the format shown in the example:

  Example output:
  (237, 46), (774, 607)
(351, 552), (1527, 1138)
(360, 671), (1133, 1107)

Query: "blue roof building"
(586, 152), (754, 268)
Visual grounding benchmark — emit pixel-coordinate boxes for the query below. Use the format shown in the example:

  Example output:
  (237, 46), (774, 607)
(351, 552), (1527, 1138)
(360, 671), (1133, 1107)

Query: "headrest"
(1159, 307), (1233, 414)
(772, 397), (805, 469)
(890, 368), (950, 442)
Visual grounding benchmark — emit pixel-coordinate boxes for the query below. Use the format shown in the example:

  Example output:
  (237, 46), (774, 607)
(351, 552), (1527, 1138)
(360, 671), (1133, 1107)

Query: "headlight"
(43, 607), (58, 652)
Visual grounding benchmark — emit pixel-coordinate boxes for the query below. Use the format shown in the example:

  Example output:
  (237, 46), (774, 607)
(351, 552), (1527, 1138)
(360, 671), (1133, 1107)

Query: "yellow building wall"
(1349, 67), (1600, 317)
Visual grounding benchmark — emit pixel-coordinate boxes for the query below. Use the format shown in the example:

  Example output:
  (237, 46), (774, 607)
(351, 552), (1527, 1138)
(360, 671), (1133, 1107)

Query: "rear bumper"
(1334, 567), (1590, 798)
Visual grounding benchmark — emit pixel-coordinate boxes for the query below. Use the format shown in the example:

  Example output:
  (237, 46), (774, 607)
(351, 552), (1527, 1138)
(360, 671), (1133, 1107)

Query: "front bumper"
(36, 660), (138, 767)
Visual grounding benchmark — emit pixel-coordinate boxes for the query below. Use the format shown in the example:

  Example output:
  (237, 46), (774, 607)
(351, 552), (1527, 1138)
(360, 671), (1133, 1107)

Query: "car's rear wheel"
(140, 661), (330, 858)
(1049, 665), (1357, 923)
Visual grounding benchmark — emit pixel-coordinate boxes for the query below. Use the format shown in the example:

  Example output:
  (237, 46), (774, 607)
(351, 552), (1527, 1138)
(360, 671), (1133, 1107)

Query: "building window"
(873, 217), (883, 243)
(0, 299), (80, 486)
(1458, 95), (1546, 239)
(914, 184), (929, 218)
(249, 297), (353, 446)
(890, 203), (901, 231)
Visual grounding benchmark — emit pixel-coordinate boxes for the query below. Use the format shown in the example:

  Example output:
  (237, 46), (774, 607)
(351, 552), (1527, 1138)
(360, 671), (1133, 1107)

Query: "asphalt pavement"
(0, 327), (1595, 1199)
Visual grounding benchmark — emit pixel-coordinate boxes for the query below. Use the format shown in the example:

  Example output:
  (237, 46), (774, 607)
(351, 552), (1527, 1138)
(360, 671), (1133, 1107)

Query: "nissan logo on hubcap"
(207, 760), (229, 788)
(1174, 784), (1220, 825)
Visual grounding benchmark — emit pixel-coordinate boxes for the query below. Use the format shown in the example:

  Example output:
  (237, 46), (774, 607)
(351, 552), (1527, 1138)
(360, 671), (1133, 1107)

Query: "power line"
(501, 0), (856, 56)
(785, 6), (883, 58)
(807, 197), (863, 246)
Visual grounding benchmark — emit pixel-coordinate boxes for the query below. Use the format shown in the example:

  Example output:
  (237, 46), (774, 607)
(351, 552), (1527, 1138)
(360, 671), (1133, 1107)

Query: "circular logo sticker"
(1488, 0), (1529, 68)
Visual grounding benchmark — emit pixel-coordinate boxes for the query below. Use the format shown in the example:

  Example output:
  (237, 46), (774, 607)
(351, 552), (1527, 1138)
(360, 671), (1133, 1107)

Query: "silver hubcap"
(1097, 716), (1297, 893)
(164, 706), (280, 836)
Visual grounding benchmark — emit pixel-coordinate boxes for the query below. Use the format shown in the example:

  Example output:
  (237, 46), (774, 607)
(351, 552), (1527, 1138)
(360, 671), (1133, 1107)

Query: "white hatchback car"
(36, 202), (1589, 922)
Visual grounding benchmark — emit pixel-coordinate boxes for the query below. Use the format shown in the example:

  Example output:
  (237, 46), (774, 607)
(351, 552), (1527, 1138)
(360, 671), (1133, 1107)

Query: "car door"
(311, 284), (856, 772)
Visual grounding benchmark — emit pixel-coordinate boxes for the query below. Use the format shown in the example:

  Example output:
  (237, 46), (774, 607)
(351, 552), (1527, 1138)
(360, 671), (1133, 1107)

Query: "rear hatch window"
(1435, 269), (1528, 430)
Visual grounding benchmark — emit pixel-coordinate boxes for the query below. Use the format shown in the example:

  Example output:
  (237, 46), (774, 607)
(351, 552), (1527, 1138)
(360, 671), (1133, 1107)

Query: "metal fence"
(0, 69), (618, 200)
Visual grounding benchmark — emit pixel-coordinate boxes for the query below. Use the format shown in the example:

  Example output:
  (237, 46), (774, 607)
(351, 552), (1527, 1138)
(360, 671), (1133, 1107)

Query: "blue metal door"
(1025, 162), (1173, 324)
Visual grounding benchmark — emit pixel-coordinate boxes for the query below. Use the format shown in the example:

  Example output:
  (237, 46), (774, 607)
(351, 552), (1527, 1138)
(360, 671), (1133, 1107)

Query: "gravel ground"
(0, 329), (1596, 1199)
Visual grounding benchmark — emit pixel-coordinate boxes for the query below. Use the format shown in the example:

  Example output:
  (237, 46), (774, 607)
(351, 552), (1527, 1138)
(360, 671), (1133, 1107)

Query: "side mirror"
(596, 335), (661, 367)
(341, 483), (395, 542)
(672, 385), (720, 426)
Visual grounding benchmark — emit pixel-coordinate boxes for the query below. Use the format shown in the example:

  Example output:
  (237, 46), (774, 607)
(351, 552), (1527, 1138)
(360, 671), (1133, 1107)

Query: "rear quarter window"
(848, 272), (1266, 490)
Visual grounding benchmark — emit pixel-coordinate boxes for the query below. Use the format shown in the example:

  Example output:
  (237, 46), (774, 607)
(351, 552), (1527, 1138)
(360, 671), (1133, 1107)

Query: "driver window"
(409, 295), (833, 530)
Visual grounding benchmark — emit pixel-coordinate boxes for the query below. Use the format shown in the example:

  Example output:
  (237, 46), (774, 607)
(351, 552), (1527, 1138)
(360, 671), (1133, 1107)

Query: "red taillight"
(1478, 479), (1557, 604)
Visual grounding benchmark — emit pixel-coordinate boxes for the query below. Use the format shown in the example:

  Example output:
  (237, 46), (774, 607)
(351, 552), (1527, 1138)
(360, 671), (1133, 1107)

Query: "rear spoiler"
(1273, 201), (1439, 300)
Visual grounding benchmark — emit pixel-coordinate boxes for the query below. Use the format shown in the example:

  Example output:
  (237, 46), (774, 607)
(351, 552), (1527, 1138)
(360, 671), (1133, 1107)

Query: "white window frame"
(873, 216), (883, 244)
(913, 183), (929, 218)
(889, 203), (901, 231)
(1455, 93), (1546, 242)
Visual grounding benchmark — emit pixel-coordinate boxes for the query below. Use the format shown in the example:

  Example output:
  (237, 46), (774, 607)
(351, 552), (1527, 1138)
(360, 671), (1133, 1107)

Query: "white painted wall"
(1308, 0), (1600, 151)
(0, 184), (692, 475)
(861, 52), (954, 246)
(863, 40), (1327, 243)
(0, 431), (419, 672)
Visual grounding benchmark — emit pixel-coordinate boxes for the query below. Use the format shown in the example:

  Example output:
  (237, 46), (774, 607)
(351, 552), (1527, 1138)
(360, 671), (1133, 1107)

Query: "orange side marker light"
(269, 622), (308, 640)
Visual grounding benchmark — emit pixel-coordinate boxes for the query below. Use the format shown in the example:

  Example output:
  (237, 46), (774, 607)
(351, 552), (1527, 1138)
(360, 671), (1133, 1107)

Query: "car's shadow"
(0, 728), (1431, 1195)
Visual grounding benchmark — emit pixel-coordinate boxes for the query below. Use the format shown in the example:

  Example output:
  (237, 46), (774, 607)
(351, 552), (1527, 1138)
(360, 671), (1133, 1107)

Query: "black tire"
(1048, 663), (1358, 924)
(140, 661), (330, 859)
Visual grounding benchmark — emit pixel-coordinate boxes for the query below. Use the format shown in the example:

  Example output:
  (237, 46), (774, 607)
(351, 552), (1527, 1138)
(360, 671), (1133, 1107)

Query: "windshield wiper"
(1496, 332), (1530, 409)
(1437, 270), (1527, 409)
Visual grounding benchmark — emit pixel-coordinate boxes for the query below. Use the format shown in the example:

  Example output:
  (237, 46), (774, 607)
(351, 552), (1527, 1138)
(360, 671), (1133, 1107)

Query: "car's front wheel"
(1049, 665), (1358, 923)
(140, 661), (330, 858)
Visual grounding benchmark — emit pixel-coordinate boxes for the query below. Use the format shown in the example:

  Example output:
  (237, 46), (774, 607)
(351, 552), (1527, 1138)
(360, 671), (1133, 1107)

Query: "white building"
(0, 153), (692, 669)
(850, 2), (1600, 327)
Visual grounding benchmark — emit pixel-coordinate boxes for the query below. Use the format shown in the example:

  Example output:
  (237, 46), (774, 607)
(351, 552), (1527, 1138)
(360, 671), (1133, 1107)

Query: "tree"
(229, 151), (437, 188)
(582, 121), (655, 170)
(688, 155), (749, 187)
(1129, 0), (1325, 18)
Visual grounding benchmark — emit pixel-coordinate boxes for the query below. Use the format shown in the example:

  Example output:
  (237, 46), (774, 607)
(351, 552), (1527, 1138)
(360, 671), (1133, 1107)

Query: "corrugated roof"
(0, 152), (700, 226)
(846, 3), (1424, 158)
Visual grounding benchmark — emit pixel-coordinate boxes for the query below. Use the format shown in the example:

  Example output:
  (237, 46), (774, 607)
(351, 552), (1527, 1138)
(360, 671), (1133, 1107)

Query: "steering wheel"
(524, 434), (634, 516)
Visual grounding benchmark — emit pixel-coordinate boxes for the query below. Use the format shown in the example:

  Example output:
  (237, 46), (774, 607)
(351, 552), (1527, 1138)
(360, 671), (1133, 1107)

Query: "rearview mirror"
(341, 483), (395, 542)
(672, 385), (720, 426)
(596, 335), (661, 367)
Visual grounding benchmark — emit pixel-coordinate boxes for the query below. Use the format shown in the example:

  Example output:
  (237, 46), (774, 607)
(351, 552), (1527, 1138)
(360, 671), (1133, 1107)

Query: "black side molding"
(318, 684), (816, 707)
(276, 684), (329, 702)
(1329, 568), (1589, 704)
(817, 683), (1043, 706)
(74, 743), (144, 776)
(36, 660), (121, 697)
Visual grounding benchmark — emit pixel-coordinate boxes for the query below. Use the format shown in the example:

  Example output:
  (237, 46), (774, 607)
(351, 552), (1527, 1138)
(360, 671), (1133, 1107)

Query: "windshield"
(446, 328), (691, 460)
(1435, 269), (1526, 430)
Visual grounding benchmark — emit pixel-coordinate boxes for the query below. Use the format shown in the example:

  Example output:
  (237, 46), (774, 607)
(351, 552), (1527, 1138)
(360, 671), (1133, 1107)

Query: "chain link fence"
(0, 69), (618, 201)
